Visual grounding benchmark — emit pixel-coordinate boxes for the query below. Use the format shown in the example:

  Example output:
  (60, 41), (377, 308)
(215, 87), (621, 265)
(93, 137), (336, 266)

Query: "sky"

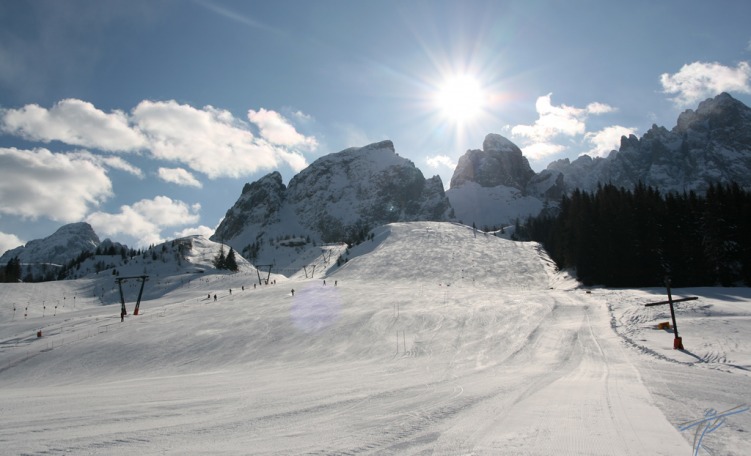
(1, 0), (751, 253)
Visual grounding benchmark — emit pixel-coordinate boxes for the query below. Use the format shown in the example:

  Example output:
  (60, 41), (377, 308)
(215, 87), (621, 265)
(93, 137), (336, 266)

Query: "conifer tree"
(213, 246), (226, 270)
(225, 248), (238, 272)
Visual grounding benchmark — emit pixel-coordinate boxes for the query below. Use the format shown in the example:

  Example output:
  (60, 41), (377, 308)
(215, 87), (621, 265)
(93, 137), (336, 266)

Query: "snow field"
(0, 222), (747, 454)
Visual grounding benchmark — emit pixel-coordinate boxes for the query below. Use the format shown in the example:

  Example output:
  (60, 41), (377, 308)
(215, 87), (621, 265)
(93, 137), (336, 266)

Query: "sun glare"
(436, 75), (485, 124)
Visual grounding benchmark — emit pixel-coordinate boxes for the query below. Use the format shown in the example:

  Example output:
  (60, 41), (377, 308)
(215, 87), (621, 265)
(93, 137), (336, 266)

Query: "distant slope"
(334, 221), (553, 289)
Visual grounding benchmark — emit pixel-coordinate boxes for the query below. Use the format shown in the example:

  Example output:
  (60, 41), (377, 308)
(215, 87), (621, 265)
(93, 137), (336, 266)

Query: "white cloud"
(172, 225), (215, 240)
(521, 142), (565, 160)
(86, 196), (201, 247)
(0, 99), (316, 180)
(586, 102), (616, 115)
(248, 108), (318, 150)
(274, 147), (309, 173)
(0, 231), (24, 255)
(660, 61), (751, 107)
(158, 167), (202, 188)
(584, 126), (637, 158)
(511, 94), (615, 142)
(426, 155), (457, 169)
(292, 110), (313, 122)
(0, 147), (112, 221)
(67, 150), (143, 177)
(99, 156), (143, 177)
(132, 100), (310, 178)
(0, 99), (146, 151)
(510, 94), (617, 161)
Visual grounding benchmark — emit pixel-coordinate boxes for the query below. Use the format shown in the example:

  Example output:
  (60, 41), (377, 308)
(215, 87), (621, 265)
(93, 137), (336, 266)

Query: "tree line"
(521, 182), (751, 287)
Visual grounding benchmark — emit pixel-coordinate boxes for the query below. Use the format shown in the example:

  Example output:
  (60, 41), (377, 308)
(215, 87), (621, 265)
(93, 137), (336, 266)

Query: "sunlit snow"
(1, 222), (749, 455)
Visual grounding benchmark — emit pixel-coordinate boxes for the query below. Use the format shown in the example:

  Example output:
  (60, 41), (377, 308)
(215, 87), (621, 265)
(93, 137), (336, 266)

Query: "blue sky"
(1, 0), (750, 253)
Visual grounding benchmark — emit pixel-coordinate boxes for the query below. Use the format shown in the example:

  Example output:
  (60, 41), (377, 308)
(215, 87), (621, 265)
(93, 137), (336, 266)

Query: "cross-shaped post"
(644, 277), (698, 350)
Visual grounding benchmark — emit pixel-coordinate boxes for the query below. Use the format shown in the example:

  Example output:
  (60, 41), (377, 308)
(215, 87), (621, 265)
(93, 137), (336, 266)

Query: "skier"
(229, 288), (232, 295)
(214, 294), (217, 301)
(291, 289), (295, 296)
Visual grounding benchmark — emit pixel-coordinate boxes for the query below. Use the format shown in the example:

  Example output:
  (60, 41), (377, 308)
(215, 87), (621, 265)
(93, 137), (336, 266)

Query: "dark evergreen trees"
(225, 248), (238, 272)
(213, 245), (238, 272)
(1, 256), (21, 282)
(213, 246), (226, 270)
(525, 182), (751, 287)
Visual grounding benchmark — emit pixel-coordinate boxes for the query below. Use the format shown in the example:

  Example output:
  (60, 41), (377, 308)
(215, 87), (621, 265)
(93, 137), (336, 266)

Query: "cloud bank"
(426, 155), (456, 170)
(0, 147), (112, 222)
(510, 94), (630, 161)
(0, 99), (146, 151)
(86, 196), (201, 247)
(0, 99), (316, 179)
(0, 99), (317, 245)
(660, 61), (751, 107)
(157, 167), (202, 188)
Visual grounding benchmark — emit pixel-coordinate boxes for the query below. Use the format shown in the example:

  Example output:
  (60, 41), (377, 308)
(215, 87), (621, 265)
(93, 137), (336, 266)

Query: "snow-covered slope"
(1, 221), (748, 455)
(446, 181), (544, 229)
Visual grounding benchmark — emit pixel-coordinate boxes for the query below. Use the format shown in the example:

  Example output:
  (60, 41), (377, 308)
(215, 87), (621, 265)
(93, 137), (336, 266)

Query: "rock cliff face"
(212, 172), (286, 242)
(450, 134), (535, 190)
(211, 140), (453, 265)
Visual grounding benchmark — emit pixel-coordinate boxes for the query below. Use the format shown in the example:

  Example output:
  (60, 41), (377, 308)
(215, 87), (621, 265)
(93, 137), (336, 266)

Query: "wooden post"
(644, 277), (698, 350)
(664, 278), (682, 349)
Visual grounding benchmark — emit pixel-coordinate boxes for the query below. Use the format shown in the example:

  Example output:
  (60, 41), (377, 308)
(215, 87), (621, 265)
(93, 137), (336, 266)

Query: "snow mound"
(335, 221), (551, 289)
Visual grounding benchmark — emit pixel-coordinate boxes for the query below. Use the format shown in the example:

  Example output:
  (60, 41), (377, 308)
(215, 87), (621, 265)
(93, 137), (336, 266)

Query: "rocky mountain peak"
(211, 140), (452, 266)
(674, 92), (751, 147)
(0, 222), (100, 266)
(544, 93), (751, 196)
(482, 133), (519, 153)
(213, 171), (287, 243)
(450, 133), (535, 190)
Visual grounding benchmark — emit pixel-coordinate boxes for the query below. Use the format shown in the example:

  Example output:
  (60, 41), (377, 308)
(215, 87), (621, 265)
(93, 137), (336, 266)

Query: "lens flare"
(435, 75), (485, 124)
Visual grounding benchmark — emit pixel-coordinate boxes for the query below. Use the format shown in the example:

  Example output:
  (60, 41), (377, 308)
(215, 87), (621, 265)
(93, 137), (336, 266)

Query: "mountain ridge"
(4, 93), (751, 275)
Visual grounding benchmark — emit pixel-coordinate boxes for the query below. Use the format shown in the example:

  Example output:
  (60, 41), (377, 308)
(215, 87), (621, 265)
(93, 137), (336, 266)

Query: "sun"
(435, 74), (485, 124)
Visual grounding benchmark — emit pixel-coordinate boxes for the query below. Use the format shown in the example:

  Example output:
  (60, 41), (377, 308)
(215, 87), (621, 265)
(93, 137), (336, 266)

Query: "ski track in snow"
(0, 222), (748, 455)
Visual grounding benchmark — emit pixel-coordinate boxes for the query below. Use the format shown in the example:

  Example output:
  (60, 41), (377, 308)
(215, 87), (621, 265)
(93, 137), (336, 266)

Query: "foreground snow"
(0, 222), (748, 455)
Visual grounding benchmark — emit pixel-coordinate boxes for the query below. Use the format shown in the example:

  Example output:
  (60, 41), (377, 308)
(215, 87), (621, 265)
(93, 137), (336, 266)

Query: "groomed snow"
(1, 222), (749, 455)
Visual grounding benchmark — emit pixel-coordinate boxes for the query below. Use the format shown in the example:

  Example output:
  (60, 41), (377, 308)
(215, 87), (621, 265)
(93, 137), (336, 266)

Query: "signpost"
(644, 277), (698, 350)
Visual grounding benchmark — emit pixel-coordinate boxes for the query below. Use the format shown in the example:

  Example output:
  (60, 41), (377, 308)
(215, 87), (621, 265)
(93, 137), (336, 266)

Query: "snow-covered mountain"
(5, 94), (751, 276)
(0, 222), (101, 267)
(446, 134), (545, 229)
(212, 140), (453, 268)
(544, 92), (751, 195)
(448, 92), (751, 228)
